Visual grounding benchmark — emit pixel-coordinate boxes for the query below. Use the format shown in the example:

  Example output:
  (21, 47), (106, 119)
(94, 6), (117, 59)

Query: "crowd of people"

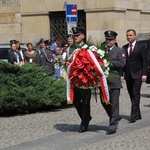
(7, 36), (74, 78)
(6, 27), (150, 135)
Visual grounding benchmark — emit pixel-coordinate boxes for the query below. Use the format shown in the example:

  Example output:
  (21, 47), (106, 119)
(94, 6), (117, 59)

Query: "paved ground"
(0, 83), (150, 150)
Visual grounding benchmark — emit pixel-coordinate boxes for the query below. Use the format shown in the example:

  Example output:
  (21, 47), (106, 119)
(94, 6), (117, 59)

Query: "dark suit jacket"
(122, 41), (147, 80)
(108, 45), (126, 89)
(146, 40), (150, 67)
(8, 49), (22, 64)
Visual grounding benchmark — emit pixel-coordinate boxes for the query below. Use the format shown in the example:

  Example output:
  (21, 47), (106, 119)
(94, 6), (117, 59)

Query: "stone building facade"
(0, 0), (150, 46)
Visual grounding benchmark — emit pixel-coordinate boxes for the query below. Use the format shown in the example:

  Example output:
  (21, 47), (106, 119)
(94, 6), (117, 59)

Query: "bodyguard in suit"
(146, 32), (150, 68)
(101, 30), (126, 135)
(122, 29), (147, 123)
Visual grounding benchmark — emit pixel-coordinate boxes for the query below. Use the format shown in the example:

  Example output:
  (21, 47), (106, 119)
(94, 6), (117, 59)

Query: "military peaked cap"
(104, 30), (118, 39)
(71, 27), (85, 35)
(39, 38), (45, 44)
(44, 40), (51, 46)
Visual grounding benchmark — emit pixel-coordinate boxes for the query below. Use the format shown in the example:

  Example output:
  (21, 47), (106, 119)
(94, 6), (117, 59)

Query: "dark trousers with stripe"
(101, 89), (120, 131)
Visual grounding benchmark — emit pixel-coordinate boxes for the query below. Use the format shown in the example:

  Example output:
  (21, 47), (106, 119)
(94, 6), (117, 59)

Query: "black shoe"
(106, 129), (116, 135)
(136, 116), (142, 120)
(128, 118), (136, 123)
(89, 116), (92, 121)
(79, 126), (87, 133)
(119, 116), (122, 121)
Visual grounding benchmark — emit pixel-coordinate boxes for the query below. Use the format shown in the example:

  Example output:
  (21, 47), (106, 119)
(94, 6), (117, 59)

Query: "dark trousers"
(101, 89), (120, 131)
(73, 87), (91, 128)
(126, 78), (142, 119)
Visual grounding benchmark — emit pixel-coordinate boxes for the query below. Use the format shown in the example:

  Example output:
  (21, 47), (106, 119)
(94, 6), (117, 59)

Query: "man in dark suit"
(122, 29), (147, 123)
(101, 30), (126, 135)
(146, 32), (150, 69)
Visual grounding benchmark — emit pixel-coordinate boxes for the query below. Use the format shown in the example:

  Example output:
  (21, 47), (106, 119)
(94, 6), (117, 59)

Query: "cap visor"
(105, 37), (115, 40)
(72, 33), (82, 36)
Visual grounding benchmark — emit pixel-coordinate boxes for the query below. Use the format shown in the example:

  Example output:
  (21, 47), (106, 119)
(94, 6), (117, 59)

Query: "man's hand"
(142, 75), (147, 82)
(120, 76), (124, 83)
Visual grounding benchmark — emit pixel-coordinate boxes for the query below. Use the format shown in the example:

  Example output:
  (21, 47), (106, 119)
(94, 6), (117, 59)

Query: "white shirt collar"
(109, 45), (115, 50)
(129, 40), (136, 48)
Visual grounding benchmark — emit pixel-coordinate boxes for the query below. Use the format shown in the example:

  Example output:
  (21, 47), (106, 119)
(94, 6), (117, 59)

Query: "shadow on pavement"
(54, 124), (108, 132)
(120, 115), (130, 121)
(143, 104), (150, 107)
(141, 94), (150, 98)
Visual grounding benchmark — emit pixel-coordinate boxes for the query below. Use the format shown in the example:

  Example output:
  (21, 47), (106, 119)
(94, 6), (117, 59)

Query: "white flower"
(82, 44), (88, 49)
(97, 49), (105, 58)
(89, 45), (97, 51)
(103, 59), (109, 67)
(104, 69), (109, 78)
(106, 67), (110, 72)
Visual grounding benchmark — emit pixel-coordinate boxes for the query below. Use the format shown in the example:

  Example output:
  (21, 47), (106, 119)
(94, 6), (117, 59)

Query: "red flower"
(78, 48), (86, 57)
(86, 64), (94, 71)
(75, 79), (83, 87)
(81, 57), (90, 64)
(74, 57), (85, 69)
(92, 51), (98, 58)
(82, 76), (88, 84)
(98, 59), (104, 66)
(78, 71), (84, 79)
(72, 69), (79, 76)
(66, 59), (72, 66)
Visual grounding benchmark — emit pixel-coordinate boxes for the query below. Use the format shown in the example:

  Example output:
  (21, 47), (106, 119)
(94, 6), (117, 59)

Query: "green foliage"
(86, 36), (103, 49)
(0, 62), (67, 115)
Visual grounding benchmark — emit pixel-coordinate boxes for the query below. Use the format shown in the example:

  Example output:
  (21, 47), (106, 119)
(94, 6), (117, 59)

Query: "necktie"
(129, 44), (132, 57)
(107, 48), (110, 53)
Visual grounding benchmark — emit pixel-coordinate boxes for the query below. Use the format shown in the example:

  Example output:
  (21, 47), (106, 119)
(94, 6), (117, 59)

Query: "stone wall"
(0, 0), (150, 46)
(0, 0), (21, 43)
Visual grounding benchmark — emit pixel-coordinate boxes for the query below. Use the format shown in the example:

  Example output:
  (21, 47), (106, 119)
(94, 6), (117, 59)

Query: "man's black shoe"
(79, 126), (87, 133)
(119, 116), (122, 121)
(136, 116), (142, 120)
(128, 118), (136, 123)
(89, 116), (92, 121)
(106, 129), (116, 135)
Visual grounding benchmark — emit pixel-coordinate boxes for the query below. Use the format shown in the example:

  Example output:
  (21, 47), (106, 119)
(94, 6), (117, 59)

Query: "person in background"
(66, 37), (74, 57)
(61, 43), (69, 79)
(53, 46), (63, 78)
(39, 40), (54, 75)
(100, 30), (126, 135)
(9, 39), (16, 44)
(35, 38), (46, 65)
(44, 40), (52, 50)
(122, 29), (147, 123)
(8, 42), (24, 66)
(51, 36), (62, 51)
(24, 42), (36, 64)
(16, 40), (25, 65)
